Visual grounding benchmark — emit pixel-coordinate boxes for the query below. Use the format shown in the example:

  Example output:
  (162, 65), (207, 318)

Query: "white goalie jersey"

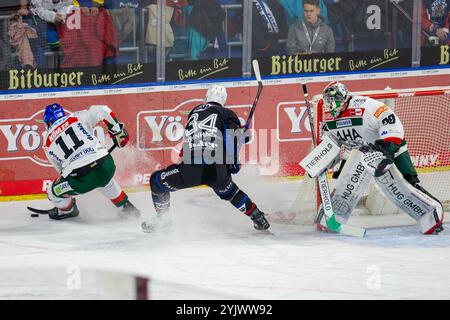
(321, 95), (405, 149)
(44, 105), (120, 178)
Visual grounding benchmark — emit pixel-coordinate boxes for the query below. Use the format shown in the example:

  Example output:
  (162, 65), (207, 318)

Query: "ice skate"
(118, 200), (141, 219)
(249, 208), (272, 234)
(47, 200), (80, 220)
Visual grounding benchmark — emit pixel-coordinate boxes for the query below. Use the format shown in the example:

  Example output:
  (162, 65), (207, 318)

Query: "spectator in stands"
(8, 11), (38, 69)
(390, 0), (414, 49)
(185, 0), (226, 60)
(143, 0), (179, 62)
(56, 5), (119, 68)
(73, 0), (102, 15)
(3, 1), (48, 69)
(252, 0), (288, 57)
(422, 0), (450, 45)
(348, 0), (388, 52)
(286, 0), (334, 55)
(104, 0), (139, 46)
(30, 0), (76, 68)
(279, 0), (329, 27)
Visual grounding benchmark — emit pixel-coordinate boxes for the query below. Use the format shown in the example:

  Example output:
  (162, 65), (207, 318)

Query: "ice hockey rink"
(1, 168), (449, 300)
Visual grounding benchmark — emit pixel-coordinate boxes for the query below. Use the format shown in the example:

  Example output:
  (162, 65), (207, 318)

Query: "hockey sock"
(150, 172), (171, 214)
(230, 190), (256, 216)
(111, 190), (128, 208)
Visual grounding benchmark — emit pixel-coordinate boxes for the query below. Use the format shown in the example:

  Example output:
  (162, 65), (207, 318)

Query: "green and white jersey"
(44, 105), (120, 178)
(322, 95), (405, 148)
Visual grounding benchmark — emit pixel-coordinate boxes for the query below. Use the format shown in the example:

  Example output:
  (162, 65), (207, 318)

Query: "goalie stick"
(302, 83), (366, 237)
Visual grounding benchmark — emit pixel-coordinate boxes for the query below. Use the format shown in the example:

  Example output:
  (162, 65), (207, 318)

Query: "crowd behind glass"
(0, 0), (449, 77)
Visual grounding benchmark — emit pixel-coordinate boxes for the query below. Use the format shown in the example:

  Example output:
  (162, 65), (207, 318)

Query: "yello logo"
(0, 110), (106, 167)
(137, 99), (252, 151)
(276, 101), (312, 141)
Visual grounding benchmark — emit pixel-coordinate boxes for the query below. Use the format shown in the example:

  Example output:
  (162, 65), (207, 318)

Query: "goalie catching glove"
(108, 122), (129, 148)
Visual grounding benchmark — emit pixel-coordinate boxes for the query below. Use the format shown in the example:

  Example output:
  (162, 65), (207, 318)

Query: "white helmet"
(205, 85), (227, 106)
(323, 81), (349, 118)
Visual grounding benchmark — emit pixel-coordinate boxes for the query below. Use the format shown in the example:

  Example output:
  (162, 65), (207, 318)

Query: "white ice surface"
(0, 172), (449, 300)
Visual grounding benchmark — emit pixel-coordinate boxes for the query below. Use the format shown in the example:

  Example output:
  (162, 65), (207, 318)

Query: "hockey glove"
(367, 139), (397, 177)
(108, 122), (129, 148)
(228, 163), (241, 175)
(374, 157), (394, 177)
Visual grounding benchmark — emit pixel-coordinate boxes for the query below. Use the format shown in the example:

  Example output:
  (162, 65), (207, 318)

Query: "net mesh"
(394, 94), (450, 209)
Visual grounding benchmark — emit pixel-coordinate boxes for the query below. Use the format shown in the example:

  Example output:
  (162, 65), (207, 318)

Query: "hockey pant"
(150, 163), (258, 216)
(47, 154), (128, 211)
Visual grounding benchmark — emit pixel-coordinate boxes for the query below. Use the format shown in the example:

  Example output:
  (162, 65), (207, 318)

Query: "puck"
(30, 213), (39, 218)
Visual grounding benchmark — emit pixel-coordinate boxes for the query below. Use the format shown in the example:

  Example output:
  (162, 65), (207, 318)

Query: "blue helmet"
(43, 103), (65, 128)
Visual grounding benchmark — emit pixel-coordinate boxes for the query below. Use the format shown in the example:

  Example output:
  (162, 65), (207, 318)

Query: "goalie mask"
(323, 82), (349, 118)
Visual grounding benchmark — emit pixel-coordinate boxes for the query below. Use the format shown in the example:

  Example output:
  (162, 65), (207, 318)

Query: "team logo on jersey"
(137, 99), (251, 151)
(374, 105), (389, 118)
(336, 119), (353, 128)
(351, 98), (367, 107)
(160, 168), (180, 180)
(53, 181), (73, 196)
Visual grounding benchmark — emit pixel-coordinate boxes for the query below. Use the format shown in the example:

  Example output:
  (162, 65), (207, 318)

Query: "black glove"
(370, 140), (397, 177)
(228, 163), (241, 175)
(108, 122), (129, 148)
(374, 157), (394, 177)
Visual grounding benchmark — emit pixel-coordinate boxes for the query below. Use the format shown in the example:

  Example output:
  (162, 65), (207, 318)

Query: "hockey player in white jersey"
(304, 82), (444, 235)
(28, 103), (140, 220)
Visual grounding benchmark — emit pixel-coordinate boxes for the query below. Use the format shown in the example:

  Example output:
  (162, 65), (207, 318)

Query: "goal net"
(271, 86), (450, 225)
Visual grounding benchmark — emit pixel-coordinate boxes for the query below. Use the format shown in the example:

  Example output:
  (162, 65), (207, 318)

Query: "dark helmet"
(43, 103), (66, 128)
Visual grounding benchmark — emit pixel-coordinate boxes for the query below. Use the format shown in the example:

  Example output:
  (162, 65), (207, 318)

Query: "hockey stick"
(302, 83), (366, 237)
(108, 144), (117, 153)
(244, 60), (263, 130)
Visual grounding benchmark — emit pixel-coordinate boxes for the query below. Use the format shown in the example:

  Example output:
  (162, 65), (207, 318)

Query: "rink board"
(0, 69), (449, 196)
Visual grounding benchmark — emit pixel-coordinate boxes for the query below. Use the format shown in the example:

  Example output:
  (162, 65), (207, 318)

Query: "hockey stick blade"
(27, 206), (54, 215)
(108, 143), (117, 153)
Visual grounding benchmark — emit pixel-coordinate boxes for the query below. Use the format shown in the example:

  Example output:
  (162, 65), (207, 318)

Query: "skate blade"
(261, 227), (275, 235)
